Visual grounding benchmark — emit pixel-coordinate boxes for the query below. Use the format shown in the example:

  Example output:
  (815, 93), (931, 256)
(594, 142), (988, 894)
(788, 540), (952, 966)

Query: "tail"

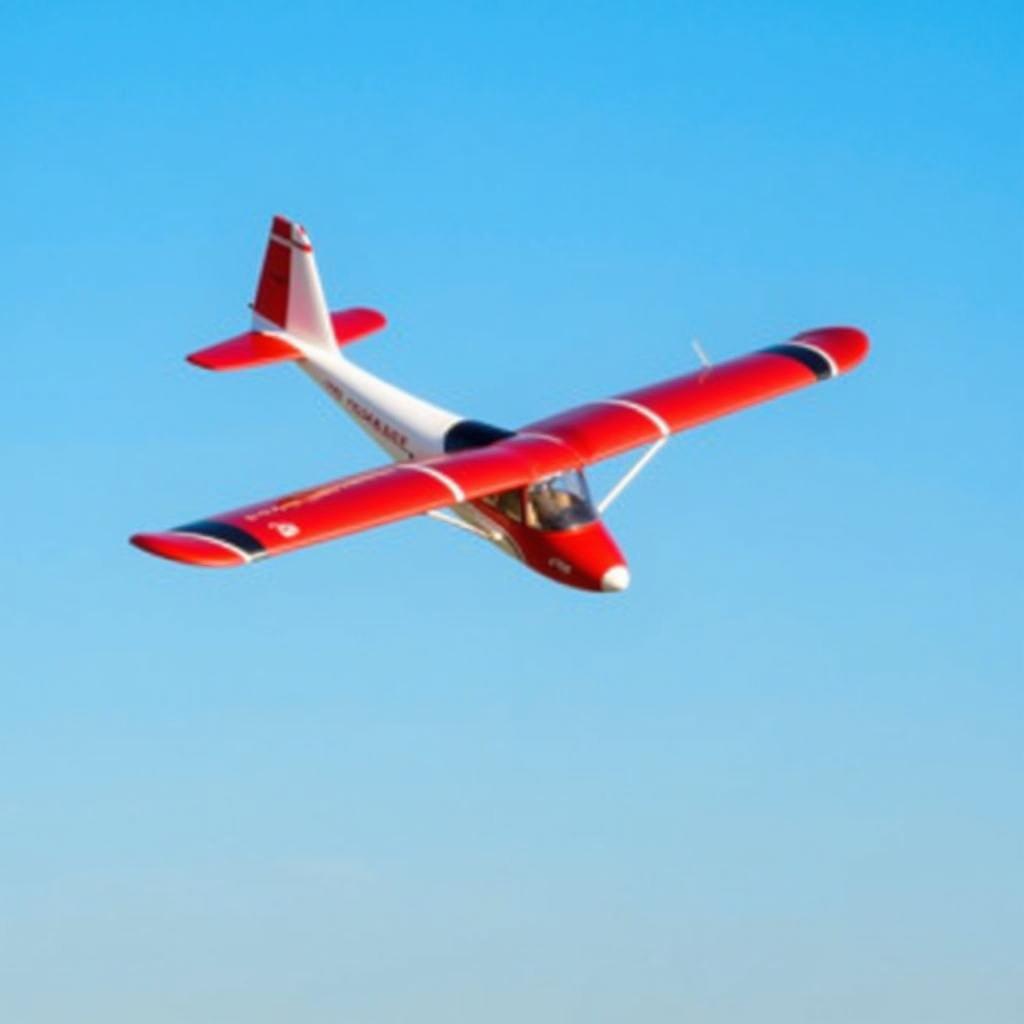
(186, 216), (386, 372)
(251, 215), (334, 351)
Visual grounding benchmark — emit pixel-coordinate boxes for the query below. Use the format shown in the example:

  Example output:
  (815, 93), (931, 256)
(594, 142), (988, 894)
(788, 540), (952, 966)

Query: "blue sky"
(2, 1), (1021, 1020)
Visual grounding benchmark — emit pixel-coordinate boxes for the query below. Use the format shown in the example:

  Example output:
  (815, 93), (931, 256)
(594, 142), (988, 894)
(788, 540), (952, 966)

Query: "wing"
(134, 326), (867, 568)
(130, 436), (575, 568)
(520, 327), (869, 462)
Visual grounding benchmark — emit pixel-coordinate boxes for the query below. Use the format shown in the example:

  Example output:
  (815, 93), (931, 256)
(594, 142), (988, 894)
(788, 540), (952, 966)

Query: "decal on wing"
(130, 436), (575, 568)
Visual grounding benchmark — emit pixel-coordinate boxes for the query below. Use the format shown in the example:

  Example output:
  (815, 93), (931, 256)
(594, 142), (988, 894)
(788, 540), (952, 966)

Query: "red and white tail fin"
(186, 217), (388, 372)
(251, 215), (334, 352)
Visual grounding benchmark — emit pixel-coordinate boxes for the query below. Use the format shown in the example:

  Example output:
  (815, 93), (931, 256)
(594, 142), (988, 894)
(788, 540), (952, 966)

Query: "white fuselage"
(299, 346), (461, 462)
(296, 345), (520, 552)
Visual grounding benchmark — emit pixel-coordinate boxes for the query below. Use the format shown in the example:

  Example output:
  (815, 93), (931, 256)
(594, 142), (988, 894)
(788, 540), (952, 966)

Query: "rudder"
(251, 215), (334, 351)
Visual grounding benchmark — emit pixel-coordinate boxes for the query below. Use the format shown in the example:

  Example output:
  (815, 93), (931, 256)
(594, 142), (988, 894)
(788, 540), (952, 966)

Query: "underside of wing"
(131, 435), (575, 568)
(521, 326), (869, 462)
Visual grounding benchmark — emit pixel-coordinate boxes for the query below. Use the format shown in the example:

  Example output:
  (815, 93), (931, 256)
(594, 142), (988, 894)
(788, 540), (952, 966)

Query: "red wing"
(130, 436), (574, 568)
(521, 327), (869, 462)
(135, 326), (868, 568)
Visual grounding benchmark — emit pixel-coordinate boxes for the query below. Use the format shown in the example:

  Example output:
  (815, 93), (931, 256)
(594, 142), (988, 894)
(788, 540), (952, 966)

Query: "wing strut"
(596, 437), (668, 514)
(426, 509), (498, 541)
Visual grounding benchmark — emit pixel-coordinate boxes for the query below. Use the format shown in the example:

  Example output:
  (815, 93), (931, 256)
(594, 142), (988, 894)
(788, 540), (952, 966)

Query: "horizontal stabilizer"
(187, 307), (387, 372)
(331, 307), (387, 346)
(186, 331), (303, 371)
(188, 307), (387, 372)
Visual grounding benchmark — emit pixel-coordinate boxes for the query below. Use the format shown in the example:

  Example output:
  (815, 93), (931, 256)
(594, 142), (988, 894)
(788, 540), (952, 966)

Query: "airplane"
(130, 216), (870, 593)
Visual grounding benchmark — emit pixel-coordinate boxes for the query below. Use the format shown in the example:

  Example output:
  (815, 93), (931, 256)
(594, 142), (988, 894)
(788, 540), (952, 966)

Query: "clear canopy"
(524, 470), (597, 532)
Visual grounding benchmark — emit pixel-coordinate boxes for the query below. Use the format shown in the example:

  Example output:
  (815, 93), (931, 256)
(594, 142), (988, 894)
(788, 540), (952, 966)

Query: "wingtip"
(130, 531), (247, 568)
(791, 326), (870, 374)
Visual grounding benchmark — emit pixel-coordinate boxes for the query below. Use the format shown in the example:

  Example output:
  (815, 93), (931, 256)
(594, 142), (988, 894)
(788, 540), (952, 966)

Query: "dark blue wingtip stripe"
(761, 343), (834, 381)
(175, 519), (266, 557)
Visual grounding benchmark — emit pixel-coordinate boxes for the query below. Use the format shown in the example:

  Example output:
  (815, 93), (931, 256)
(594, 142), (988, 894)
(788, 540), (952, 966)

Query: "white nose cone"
(600, 565), (631, 593)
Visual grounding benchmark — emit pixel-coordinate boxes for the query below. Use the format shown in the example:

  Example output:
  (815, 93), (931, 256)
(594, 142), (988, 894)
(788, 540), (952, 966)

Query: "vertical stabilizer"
(251, 216), (335, 352)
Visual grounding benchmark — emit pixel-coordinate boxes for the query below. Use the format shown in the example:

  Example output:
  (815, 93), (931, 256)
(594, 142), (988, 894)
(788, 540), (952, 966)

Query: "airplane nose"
(600, 565), (630, 593)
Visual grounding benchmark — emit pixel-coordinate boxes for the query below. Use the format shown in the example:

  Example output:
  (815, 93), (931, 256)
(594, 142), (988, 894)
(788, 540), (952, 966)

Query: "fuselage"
(297, 345), (629, 592)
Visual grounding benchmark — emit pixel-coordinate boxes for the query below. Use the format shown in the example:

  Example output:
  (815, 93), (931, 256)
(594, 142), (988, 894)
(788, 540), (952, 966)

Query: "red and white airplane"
(131, 216), (869, 593)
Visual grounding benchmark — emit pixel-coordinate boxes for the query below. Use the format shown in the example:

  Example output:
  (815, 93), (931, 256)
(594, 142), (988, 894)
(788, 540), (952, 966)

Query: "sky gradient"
(2, 2), (1022, 1020)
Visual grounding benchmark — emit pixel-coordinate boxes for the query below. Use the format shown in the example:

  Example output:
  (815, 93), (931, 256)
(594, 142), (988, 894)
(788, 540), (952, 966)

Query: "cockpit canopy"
(484, 469), (598, 532)
(526, 470), (597, 531)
